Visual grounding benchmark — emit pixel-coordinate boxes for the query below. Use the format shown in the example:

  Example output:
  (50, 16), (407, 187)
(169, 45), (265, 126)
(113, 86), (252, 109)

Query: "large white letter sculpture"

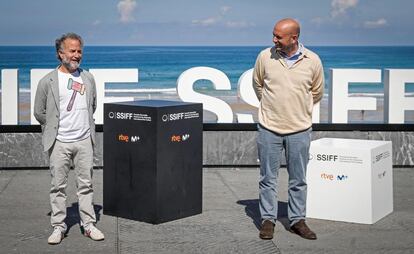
(30, 69), (54, 124)
(1, 69), (19, 124)
(177, 67), (233, 123)
(329, 69), (381, 123)
(89, 69), (138, 124)
(237, 68), (258, 123)
(384, 69), (414, 123)
(1, 67), (412, 125)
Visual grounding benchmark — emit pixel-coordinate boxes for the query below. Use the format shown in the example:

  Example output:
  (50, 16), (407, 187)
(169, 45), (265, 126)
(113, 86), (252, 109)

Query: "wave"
(325, 93), (414, 97)
(105, 88), (177, 93)
(13, 88), (177, 94)
(5, 89), (414, 97)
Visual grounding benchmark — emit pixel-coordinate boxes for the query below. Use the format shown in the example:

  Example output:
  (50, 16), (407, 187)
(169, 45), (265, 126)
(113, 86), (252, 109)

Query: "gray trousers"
(48, 137), (96, 230)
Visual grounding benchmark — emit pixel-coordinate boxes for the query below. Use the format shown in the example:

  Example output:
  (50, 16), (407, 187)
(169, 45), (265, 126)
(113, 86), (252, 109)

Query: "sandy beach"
(1, 91), (413, 124)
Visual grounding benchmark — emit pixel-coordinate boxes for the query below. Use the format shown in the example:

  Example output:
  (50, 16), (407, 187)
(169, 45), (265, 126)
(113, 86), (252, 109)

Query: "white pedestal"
(306, 138), (393, 224)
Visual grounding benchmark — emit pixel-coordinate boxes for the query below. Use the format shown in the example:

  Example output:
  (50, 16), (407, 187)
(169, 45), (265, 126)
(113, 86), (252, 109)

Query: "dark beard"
(276, 43), (296, 56)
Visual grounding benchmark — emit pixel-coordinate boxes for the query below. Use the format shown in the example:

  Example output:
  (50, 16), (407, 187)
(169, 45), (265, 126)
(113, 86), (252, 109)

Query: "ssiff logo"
(109, 112), (133, 120)
(162, 113), (185, 122)
(372, 151), (391, 164)
(171, 134), (190, 142)
(317, 154), (338, 161)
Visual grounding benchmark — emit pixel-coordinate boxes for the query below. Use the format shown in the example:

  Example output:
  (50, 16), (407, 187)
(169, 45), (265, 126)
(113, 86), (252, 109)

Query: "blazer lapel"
(49, 69), (59, 110)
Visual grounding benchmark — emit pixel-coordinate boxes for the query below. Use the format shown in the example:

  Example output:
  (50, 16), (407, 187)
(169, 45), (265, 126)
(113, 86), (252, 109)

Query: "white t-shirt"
(56, 69), (90, 142)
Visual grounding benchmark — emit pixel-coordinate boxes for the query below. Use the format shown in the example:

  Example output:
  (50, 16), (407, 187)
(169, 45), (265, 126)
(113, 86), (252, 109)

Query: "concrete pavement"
(0, 168), (413, 253)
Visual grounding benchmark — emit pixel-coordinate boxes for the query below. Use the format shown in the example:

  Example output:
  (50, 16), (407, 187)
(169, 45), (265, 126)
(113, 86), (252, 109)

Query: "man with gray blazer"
(34, 33), (104, 245)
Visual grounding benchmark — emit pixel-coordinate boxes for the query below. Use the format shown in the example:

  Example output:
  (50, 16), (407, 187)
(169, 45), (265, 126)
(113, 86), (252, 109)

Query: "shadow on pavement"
(47, 203), (103, 234)
(237, 199), (290, 230)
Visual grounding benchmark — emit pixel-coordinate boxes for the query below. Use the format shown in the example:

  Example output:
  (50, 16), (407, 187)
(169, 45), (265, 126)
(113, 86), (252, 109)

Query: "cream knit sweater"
(253, 46), (324, 134)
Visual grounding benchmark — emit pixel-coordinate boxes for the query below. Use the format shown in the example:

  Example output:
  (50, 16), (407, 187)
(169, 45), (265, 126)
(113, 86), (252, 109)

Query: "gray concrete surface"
(0, 168), (413, 254)
(2, 131), (414, 168)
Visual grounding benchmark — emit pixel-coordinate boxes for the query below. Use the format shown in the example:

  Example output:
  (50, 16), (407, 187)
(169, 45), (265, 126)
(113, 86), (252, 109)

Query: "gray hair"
(55, 32), (83, 61)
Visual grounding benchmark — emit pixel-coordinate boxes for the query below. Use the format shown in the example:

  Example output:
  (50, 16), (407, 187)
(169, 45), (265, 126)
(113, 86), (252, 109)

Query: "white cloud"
(192, 5), (253, 29)
(92, 20), (101, 26)
(220, 6), (231, 15)
(225, 21), (254, 28)
(310, 17), (324, 26)
(331, 0), (358, 18)
(117, 0), (137, 24)
(191, 6), (229, 27)
(192, 17), (220, 26)
(363, 18), (387, 29)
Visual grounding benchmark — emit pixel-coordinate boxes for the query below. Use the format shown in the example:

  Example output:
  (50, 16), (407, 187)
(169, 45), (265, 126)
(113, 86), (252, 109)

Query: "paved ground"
(0, 167), (413, 254)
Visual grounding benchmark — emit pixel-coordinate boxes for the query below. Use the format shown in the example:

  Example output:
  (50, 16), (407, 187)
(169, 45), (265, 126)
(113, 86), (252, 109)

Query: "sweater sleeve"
(252, 52), (264, 101)
(311, 57), (324, 104)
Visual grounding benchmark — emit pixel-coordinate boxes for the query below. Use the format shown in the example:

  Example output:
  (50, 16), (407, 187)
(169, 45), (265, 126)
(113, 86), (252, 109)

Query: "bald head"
(272, 18), (301, 56)
(275, 18), (300, 38)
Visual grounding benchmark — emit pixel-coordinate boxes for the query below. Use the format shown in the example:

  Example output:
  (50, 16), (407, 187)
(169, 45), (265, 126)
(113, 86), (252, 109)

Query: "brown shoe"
(259, 220), (275, 240)
(290, 219), (317, 240)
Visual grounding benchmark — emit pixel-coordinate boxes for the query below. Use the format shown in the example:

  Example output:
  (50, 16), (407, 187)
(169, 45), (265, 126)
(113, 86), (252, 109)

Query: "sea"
(1, 46), (414, 124)
(1, 46), (414, 95)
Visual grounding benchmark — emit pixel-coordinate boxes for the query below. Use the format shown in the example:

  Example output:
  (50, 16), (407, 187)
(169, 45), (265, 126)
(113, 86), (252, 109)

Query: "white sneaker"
(84, 224), (105, 241)
(48, 227), (65, 245)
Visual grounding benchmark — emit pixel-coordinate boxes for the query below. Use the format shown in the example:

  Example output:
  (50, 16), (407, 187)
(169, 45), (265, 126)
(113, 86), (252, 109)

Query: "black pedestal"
(103, 100), (203, 224)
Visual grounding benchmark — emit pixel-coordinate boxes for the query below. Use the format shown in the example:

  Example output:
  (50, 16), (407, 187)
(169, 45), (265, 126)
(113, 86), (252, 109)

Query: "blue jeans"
(257, 124), (311, 226)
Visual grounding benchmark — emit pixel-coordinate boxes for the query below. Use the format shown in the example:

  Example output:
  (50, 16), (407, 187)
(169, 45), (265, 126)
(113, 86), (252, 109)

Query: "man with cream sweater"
(253, 18), (324, 240)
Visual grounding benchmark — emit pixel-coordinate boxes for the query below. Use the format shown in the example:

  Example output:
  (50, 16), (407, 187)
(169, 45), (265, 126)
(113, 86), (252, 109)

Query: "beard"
(61, 56), (80, 72)
(276, 42), (296, 54)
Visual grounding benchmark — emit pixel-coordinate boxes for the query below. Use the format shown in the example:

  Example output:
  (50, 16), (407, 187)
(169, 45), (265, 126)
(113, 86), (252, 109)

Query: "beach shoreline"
(2, 91), (413, 124)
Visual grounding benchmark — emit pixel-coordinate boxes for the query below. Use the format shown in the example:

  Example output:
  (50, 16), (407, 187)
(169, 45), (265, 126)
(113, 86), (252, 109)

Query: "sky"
(0, 0), (413, 46)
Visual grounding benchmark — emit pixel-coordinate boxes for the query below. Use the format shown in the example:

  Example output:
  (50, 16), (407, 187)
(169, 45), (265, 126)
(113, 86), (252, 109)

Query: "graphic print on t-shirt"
(66, 78), (86, 111)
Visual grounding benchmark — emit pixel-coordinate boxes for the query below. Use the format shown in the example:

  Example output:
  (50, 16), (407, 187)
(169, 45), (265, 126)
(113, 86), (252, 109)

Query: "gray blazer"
(33, 68), (97, 152)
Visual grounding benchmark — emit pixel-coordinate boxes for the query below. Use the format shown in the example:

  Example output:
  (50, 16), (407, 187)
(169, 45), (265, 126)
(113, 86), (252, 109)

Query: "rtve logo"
(118, 134), (140, 143)
(118, 134), (129, 142)
(316, 154), (338, 162)
(320, 173), (349, 181)
(171, 134), (190, 142)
